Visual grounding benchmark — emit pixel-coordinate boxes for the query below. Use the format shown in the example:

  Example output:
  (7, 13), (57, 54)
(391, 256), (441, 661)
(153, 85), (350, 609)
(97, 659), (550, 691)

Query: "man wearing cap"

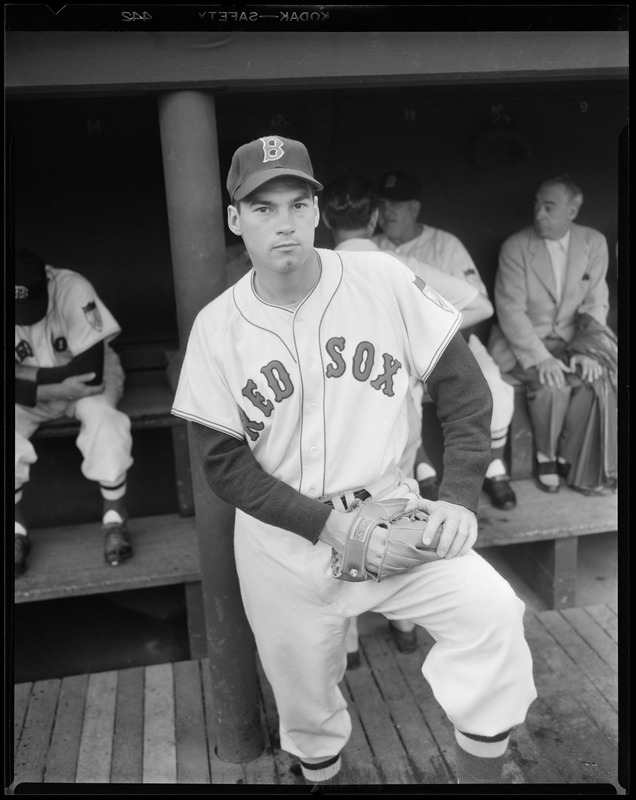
(172, 135), (536, 786)
(373, 171), (517, 511)
(14, 250), (134, 574)
(321, 174), (496, 664)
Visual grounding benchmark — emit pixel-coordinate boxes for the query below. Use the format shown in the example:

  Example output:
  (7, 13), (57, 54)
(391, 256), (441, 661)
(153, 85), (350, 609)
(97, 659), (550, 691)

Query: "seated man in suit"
(488, 175), (614, 493)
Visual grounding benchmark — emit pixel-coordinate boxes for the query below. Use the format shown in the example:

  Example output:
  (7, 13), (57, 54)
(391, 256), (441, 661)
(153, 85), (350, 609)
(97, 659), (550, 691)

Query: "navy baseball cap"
(377, 171), (422, 201)
(15, 250), (49, 325)
(227, 135), (323, 202)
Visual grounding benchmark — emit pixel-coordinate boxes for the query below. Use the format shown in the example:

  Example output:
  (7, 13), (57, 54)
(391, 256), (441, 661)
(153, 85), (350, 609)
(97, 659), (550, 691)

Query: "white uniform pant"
(15, 347), (133, 491)
(234, 505), (537, 762)
(400, 334), (515, 476)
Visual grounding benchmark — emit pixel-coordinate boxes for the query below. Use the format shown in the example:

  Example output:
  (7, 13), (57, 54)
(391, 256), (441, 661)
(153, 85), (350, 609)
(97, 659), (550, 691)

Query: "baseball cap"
(227, 135), (323, 202)
(377, 170), (422, 201)
(15, 250), (49, 325)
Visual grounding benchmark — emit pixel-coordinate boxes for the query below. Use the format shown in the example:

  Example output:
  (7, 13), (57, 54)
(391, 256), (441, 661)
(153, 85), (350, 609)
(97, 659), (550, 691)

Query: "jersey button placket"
(294, 320), (325, 497)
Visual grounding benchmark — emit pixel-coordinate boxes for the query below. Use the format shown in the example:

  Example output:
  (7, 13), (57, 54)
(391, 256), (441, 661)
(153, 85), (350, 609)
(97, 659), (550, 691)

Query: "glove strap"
(338, 499), (404, 582)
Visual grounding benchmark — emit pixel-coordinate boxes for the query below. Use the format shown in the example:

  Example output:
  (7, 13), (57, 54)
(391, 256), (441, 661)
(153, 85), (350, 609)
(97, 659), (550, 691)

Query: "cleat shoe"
(388, 621), (418, 653)
(15, 534), (31, 577)
(417, 476), (440, 501)
(103, 522), (133, 566)
(483, 475), (517, 510)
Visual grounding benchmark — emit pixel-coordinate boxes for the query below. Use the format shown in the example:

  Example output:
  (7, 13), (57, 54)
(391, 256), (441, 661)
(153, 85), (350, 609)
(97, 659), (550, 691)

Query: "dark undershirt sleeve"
(425, 331), (493, 513)
(190, 423), (332, 545)
(15, 377), (38, 407)
(36, 341), (105, 386)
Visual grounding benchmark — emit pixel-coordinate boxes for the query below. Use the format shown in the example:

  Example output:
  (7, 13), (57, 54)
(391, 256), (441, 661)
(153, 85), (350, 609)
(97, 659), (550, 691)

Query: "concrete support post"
(157, 90), (263, 763)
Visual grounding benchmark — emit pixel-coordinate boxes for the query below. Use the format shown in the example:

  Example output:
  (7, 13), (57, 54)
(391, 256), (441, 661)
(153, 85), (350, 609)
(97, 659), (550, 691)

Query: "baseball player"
(14, 250), (134, 574)
(321, 174), (495, 663)
(172, 136), (536, 785)
(373, 171), (517, 511)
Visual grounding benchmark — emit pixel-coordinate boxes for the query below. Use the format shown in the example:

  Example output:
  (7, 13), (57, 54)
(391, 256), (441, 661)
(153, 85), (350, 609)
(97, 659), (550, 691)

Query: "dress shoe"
(557, 461), (571, 479)
(15, 534), (31, 576)
(103, 522), (133, 566)
(388, 621), (418, 653)
(417, 476), (440, 501)
(535, 461), (560, 493)
(483, 475), (517, 510)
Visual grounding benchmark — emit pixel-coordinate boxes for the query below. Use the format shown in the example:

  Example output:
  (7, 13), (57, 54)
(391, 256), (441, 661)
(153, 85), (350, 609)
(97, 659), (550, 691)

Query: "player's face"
(533, 183), (578, 240)
(377, 199), (420, 245)
(228, 178), (320, 276)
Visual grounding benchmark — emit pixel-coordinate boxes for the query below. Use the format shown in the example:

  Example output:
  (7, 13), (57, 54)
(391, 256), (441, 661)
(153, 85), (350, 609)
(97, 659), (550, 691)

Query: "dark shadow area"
(12, 584), (191, 683)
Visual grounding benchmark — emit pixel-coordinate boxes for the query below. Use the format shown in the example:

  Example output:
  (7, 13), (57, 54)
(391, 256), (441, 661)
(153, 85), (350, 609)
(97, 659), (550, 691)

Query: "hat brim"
(233, 168), (323, 202)
(15, 292), (49, 326)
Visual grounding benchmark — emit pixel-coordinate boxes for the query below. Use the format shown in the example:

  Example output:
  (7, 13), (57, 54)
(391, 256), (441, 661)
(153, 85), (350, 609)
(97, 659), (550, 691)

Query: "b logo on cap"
(261, 136), (285, 163)
(15, 285), (29, 300)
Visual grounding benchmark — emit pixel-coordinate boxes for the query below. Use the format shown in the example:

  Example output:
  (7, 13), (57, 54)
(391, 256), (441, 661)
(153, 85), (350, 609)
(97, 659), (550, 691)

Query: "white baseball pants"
(233, 505), (537, 763)
(15, 347), (133, 491)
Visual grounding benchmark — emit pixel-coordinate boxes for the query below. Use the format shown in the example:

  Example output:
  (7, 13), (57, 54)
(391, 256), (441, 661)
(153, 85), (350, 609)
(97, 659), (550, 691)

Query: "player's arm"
(15, 342), (106, 407)
(190, 423), (332, 544)
(406, 331), (492, 557)
(458, 292), (493, 329)
(426, 331), (492, 510)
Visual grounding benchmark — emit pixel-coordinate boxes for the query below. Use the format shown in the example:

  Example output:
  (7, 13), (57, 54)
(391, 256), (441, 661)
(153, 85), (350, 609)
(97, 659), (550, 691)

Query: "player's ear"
(410, 199), (421, 219)
(227, 204), (241, 235)
(369, 207), (380, 230)
(313, 196), (320, 228)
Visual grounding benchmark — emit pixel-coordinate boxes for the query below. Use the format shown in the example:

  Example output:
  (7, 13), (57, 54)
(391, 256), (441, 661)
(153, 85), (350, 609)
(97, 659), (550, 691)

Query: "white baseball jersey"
(15, 266), (121, 369)
(173, 248), (461, 499)
(374, 226), (488, 297)
(335, 238), (479, 311)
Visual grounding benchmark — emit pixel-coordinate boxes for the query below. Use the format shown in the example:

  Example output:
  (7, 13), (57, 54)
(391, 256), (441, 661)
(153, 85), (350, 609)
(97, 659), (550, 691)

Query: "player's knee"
(461, 579), (525, 635)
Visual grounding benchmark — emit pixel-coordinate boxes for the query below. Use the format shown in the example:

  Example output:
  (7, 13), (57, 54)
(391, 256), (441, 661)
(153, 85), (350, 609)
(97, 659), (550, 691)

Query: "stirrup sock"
(300, 754), (341, 782)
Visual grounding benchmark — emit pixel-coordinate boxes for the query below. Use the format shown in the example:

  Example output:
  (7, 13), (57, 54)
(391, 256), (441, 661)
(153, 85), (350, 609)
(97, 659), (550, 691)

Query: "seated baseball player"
(373, 171), (517, 512)
(321, 174), (495, 664)
(14, 250), (134, 575)
(173, 135), (536, 785)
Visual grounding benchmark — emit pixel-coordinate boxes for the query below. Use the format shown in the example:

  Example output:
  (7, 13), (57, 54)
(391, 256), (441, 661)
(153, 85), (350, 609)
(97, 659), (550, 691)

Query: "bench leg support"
(185, 581), (207, 660)
(171, 425), (195, 517)
(502, 537), (578, 610)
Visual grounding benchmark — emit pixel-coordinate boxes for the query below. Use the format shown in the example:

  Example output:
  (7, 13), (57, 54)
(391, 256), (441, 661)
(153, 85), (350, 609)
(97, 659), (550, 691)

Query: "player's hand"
(569, 354), (603, 383)
(415, 499), (478, 558)
(58, 373), (105, 400)
(536, 356), (572, 389)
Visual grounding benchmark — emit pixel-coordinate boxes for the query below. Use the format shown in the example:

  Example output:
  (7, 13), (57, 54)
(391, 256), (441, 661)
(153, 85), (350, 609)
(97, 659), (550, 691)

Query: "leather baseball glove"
(331, 497), (443, 582)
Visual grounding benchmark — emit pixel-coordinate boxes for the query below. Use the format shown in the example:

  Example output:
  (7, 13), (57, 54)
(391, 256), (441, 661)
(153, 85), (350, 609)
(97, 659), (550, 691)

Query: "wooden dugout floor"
(10, 600), (624, 792)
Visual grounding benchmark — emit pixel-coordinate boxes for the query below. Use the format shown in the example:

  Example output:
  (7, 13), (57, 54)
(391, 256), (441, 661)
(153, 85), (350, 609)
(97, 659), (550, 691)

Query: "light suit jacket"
(488, 223), (609, 372)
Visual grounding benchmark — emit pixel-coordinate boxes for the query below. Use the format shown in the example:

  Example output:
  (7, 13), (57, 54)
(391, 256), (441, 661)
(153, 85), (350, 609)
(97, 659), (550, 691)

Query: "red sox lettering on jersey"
(240, 339), (403, 442)
(173, 248), (460, 499)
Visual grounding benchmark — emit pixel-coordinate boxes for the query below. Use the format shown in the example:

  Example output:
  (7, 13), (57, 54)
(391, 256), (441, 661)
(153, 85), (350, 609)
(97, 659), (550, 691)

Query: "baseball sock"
(415, 462), (437, 482)
(299, 754), (341, 783)
(485, 442), (508, 479)
(454, 729), (510, 784)
(100, 479), (127, 523)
